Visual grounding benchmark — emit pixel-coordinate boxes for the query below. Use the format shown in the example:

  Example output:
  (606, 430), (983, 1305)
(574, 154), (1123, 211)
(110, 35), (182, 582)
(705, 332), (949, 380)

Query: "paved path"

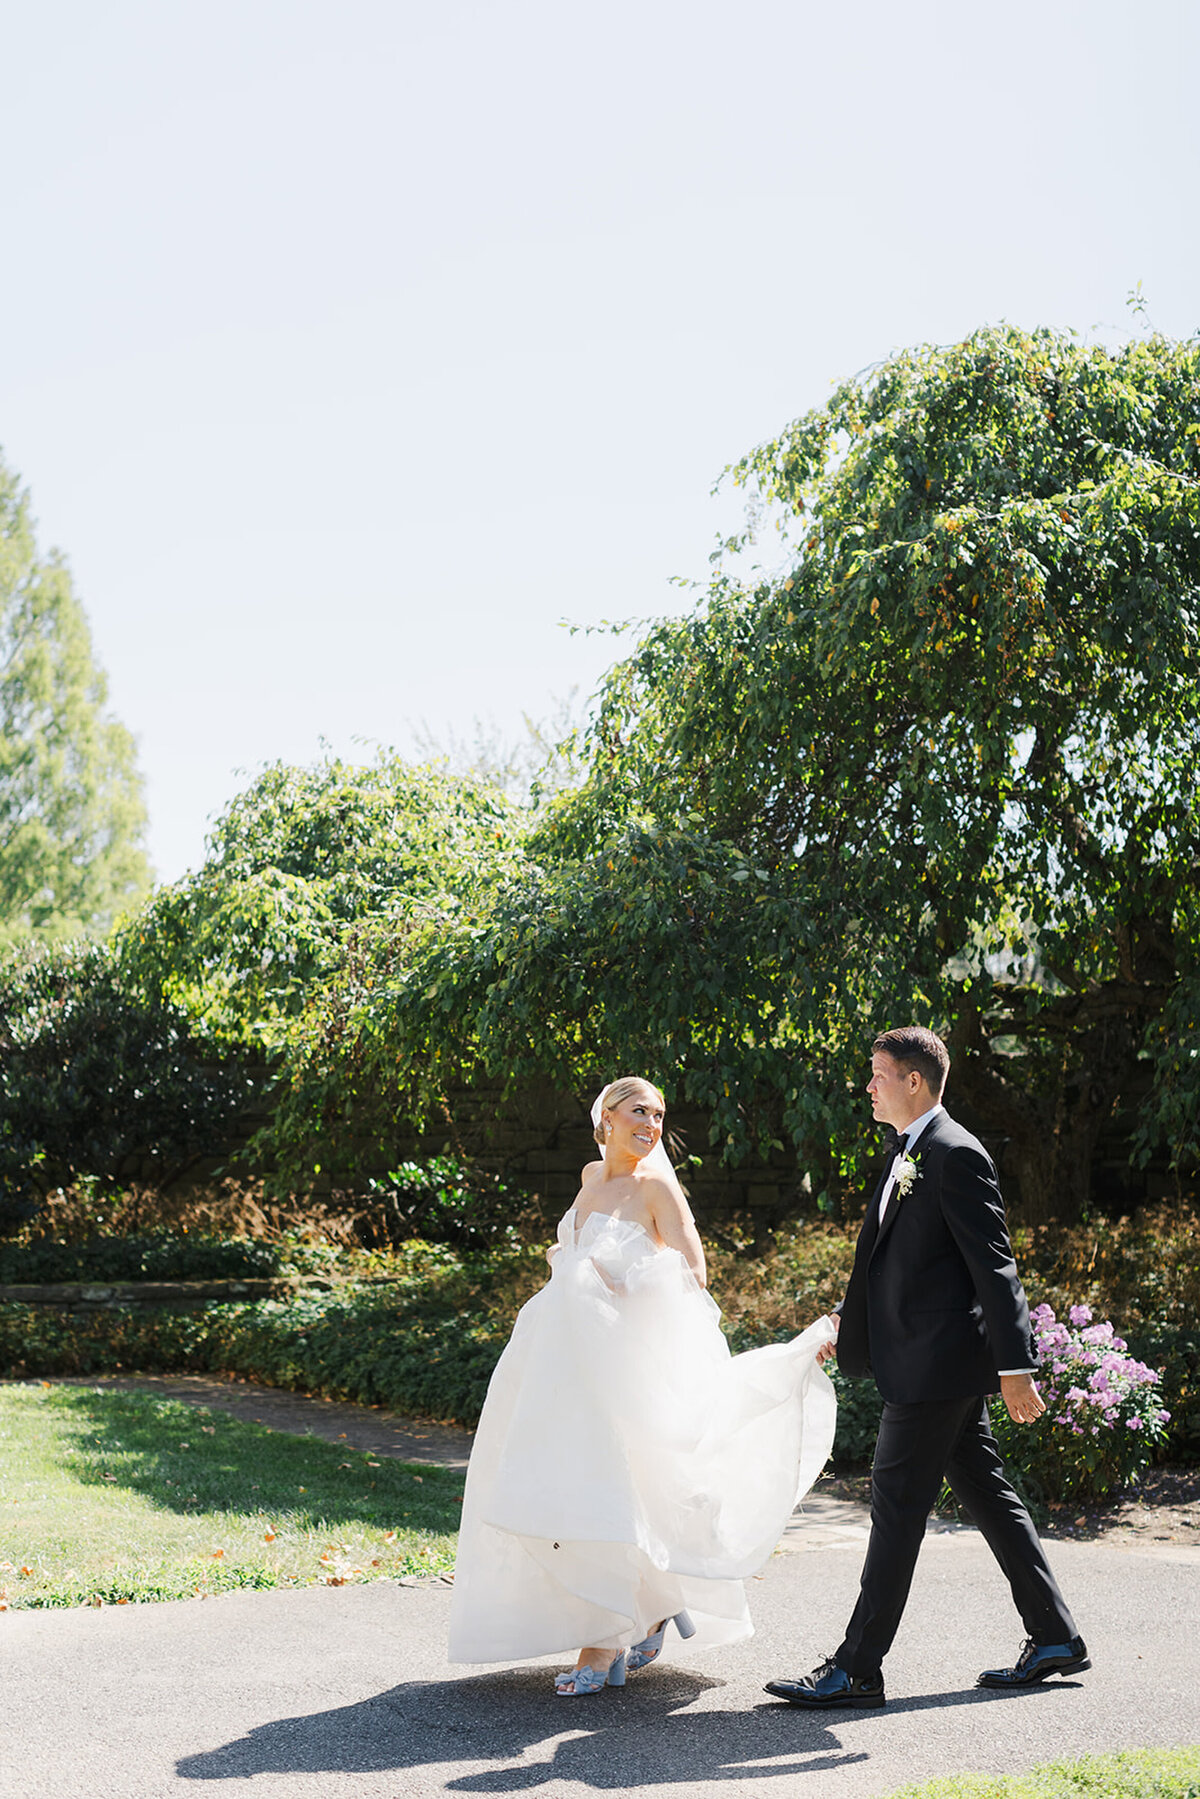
(4, 1536), (1198, 1799)
(5, 1379), (1199, 1798)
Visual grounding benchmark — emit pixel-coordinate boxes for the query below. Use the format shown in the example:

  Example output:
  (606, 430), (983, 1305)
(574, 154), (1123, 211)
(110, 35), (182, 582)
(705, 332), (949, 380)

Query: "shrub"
(993, 1304), (1171, 1504)
(1016, 1204), (1200, 1335)
(356, 1157), (530, 1252)
(1123, 1325), (1200, 1466)
(0, 1288), (506, 1425)
(0, 942), (254, 1220)
(0, 1232), (285, 1286)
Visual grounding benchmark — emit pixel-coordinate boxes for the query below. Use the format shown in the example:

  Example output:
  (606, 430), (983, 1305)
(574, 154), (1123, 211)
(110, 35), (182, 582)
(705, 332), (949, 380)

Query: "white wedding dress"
(448, 1206), (837, 1664)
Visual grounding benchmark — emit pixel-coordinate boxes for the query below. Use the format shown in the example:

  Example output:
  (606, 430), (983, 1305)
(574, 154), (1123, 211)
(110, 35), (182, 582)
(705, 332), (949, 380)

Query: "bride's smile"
(602, 1088), (665, 1165)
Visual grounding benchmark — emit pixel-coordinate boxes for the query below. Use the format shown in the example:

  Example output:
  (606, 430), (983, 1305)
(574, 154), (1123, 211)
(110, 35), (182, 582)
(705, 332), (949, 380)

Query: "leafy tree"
(124, 751), (524, 1048)
(0, 452), (150, 943)
(270, 324), (1200, 1222)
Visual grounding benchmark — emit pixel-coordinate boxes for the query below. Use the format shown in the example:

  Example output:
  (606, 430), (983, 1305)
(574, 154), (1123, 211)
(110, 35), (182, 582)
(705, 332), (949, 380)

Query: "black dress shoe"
(765, 1657), (886, 1709)
(977, 1636), (1091, 1688)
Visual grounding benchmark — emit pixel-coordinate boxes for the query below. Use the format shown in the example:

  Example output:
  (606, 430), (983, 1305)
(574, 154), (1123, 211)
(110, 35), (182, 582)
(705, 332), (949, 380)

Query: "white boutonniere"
(894, 1154), (920, 1200)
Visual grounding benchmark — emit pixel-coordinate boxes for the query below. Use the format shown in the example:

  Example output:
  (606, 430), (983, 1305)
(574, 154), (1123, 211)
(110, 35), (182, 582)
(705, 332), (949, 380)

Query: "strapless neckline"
(570, 1206), (652, 1243)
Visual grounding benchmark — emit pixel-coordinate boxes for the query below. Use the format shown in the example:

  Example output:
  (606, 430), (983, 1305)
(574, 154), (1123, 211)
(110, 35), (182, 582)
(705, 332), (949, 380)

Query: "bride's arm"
(646, 1179), (707, 1288)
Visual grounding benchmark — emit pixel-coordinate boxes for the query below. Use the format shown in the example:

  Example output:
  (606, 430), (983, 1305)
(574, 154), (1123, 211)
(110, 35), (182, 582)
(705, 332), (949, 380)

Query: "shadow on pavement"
(177, 1666), (1028, 1788)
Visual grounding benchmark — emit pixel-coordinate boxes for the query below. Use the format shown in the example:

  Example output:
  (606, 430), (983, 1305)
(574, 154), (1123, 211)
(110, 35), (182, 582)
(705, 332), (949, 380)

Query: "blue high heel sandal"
(554, 1650), (627, 1696)
(627, 1611), (696, 1671)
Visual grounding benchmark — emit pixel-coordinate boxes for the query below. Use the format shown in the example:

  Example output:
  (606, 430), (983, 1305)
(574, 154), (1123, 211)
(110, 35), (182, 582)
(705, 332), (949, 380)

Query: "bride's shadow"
(177, 1667), (876, 1789)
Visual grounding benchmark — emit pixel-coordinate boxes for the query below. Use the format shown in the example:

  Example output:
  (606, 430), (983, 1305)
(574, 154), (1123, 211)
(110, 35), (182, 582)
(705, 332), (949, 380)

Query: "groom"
(766, 1025), (1088, 1709)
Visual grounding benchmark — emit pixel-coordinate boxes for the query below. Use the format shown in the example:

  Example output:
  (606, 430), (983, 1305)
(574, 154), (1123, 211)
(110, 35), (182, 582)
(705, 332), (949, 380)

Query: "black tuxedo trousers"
(836, 1394), (1078, 1675)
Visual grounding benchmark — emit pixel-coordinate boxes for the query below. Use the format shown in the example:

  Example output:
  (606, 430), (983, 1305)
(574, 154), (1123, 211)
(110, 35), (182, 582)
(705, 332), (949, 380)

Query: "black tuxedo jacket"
(836, 1110), (1035, 1404)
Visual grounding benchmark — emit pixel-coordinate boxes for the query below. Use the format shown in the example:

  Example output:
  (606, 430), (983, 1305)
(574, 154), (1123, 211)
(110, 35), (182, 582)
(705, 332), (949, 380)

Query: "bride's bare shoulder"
(579, 1159), (605, 1188)
(641, 1171), (694, 1225)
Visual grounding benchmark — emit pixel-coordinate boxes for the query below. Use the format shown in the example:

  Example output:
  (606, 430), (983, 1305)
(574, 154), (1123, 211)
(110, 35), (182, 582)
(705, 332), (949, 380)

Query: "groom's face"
(867, 1051), (925, 1130)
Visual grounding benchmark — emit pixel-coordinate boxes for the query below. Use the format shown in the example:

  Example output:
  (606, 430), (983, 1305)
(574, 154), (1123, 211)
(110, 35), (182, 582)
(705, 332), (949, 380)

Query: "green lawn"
(887, 1748), (1200, 1798)
(0, 1382), (459, 1608)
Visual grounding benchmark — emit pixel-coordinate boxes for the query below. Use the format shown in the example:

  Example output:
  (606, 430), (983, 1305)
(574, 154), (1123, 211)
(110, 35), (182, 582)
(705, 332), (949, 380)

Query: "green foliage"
(0, 452), (150, 943)
(124, 751), (523, 1048)
(3, 1207), (1199, 1474)
(0, 1287), (512, 1426)
(0, 1231), (284, 1285)
(1124, 1326), (1200, 1465)
(886, 1746), (1200, 1799)
(275, 325), (1200, 1221)
(358, 1156), (530, 1251)
(0, 941), (255, 1213)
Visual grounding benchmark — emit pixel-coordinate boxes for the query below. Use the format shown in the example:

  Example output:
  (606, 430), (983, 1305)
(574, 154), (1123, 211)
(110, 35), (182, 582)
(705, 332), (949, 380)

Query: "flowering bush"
(993, 1303), (1171, 1505)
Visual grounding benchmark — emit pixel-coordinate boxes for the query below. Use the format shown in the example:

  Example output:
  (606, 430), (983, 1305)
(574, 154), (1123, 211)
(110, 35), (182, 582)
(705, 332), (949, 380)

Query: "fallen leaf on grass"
(263, 1529), (277, 1543)
(411, 1475), (423, 1484)
(18, 1566), (34, 1577)
(116, 1598), (130, 1606)
(324, 1575), (346, 1587)
(0, 1561), (14, 1572)
(201, 1426), (215, 1435)
(383, 1531), (397, 1544)
(211, 1549), (225, 1560)
(366, 1462), (381, 1469)
(178, 1442), (191, 1451)
(338, 1462), (352, 1469)
(371, 1559), (382, 1567)
(90, 1595), (104, 1608)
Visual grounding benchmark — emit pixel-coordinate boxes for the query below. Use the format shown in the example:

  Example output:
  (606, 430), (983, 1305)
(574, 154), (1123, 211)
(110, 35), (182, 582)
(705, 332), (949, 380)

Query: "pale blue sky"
(1, 0), (1196, 880)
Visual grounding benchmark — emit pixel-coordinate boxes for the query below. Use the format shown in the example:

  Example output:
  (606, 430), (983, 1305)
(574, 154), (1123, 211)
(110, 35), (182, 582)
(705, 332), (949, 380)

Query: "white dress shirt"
(877, 1103), (942, 1224)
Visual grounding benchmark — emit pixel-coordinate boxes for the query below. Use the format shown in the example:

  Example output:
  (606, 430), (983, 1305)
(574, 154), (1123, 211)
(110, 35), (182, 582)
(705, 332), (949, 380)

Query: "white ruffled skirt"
(447, 1211), (837, 1663)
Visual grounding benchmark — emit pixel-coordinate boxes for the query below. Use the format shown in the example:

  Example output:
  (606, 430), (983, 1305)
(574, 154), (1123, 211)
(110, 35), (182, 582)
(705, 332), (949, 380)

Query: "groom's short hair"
(873, 1026), (950, 1098)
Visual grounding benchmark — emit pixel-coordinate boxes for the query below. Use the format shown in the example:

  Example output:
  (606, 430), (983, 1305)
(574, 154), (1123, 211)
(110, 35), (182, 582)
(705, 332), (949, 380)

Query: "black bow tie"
(886, 1131), (909, 1159)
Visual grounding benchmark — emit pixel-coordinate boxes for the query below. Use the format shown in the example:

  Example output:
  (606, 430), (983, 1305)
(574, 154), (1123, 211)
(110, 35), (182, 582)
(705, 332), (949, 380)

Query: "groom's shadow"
(177, 1667), (873, 1789)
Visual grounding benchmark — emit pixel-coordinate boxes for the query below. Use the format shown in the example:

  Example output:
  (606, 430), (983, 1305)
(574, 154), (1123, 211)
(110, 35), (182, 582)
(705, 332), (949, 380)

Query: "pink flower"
(1126, 1417), (1142, 1431)
(1069, 1305), (1093, 1327)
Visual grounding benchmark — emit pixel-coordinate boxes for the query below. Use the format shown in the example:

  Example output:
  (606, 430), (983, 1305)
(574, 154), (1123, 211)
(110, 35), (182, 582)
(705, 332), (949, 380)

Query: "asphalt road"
(4, 1527), (1198, 1799)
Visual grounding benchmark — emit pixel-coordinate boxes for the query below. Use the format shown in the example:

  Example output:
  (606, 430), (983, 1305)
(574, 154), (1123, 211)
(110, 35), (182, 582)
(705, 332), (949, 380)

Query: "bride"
(447, 1076), (837, 1695)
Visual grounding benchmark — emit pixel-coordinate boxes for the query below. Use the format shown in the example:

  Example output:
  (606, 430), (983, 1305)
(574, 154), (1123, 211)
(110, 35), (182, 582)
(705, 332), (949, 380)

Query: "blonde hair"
(593, 1076), (666, 1146)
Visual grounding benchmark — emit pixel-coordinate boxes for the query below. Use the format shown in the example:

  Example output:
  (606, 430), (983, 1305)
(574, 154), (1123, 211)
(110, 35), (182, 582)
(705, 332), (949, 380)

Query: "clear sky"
(1, 0), (1196, 881)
